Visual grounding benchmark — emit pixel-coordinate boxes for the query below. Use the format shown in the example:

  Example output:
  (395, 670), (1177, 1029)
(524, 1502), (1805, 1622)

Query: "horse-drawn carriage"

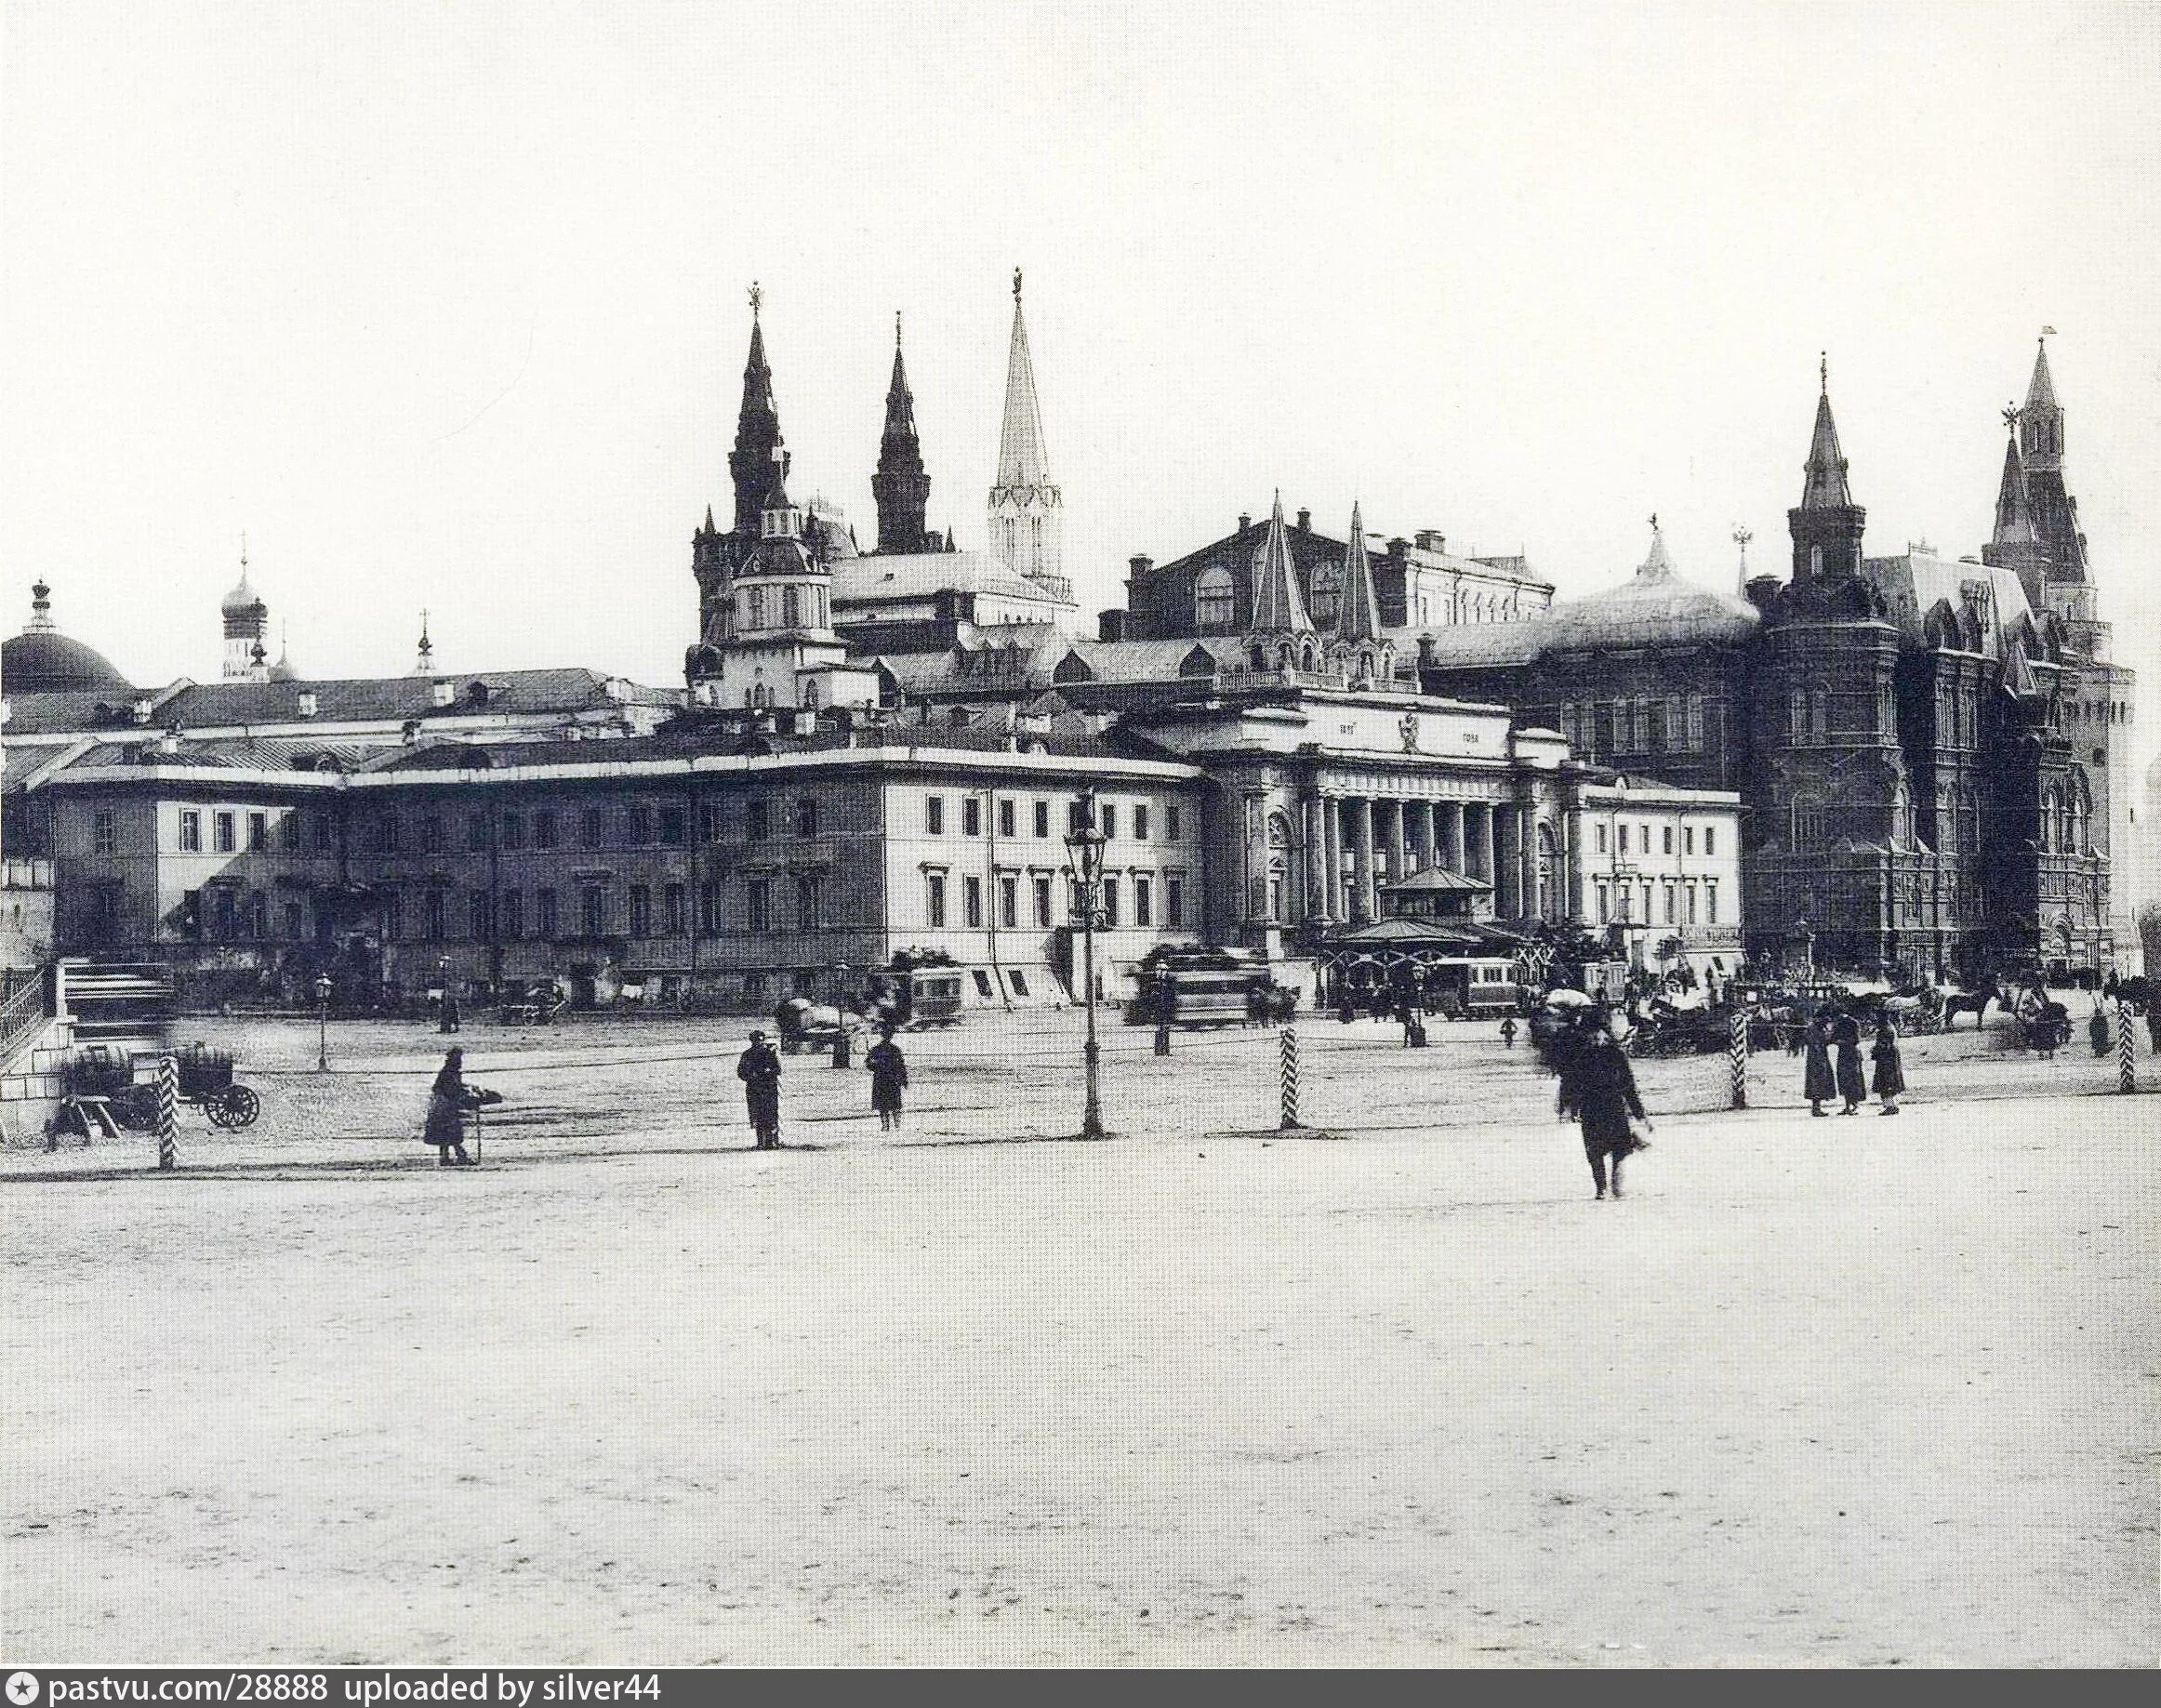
(61, 1041), (261, 1133)
(1626, 997), (1735, 1058)
(497, 982), (569, 1026)
(774, 996), (857, 1053)
(2009, 985), (2074, 1052)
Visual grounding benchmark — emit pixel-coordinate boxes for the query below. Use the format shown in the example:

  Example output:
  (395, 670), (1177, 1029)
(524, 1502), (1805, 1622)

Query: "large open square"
(4, 1012), (2154, 1665)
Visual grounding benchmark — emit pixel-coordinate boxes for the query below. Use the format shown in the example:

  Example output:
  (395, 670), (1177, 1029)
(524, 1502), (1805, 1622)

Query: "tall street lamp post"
(1063, 792), (1107, 1140)
(313, 973), (333, 1072)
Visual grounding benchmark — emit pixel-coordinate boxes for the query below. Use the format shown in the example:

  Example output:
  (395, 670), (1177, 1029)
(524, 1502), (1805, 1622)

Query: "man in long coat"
(1802, 1013), (1836, 1116)
(738, 1029), (783, 1149)
(1831, 1009), (1866, 1114)
(1557, 1019), (1651, 1201)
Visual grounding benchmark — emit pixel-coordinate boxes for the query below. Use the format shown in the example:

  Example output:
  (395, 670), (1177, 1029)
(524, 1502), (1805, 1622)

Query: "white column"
(1356, 798), (1378, 922)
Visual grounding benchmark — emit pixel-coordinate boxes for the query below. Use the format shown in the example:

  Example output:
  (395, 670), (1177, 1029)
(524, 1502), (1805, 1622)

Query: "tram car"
(865, 966), (966, 1031)
(1420, 956), (1522, 1021)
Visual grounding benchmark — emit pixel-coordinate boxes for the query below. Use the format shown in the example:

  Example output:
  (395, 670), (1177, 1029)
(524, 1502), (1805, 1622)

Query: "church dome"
(1541, 524), (1760, 653)
(4, 584), (133, 694)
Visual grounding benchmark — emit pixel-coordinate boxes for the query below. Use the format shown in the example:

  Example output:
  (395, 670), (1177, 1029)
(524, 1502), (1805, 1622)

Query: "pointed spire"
(1334, 502), (1383, 641)
(1798, 358), (1855, 510)
(1248, 493), (1313, 635)
(994, 271), (1053, 492)
(2024, 336), (2058, 413)
(1637, 514), (1677, 579)
(872, 309), (933, 554)
(1992, 430), (2037, 547)
(728, 284), (787, 538)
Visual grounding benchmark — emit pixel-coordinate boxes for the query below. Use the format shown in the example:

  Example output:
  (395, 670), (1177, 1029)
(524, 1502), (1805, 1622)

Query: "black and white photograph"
(2, 0), (2156, 1673)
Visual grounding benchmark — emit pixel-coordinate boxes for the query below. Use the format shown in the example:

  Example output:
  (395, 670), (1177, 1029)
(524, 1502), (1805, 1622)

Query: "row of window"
(1593, 877), (1720, 927)
(168, 808), (330, 857)
(372, 875), (825, 942)
(922, 870), (1187, 931)
(162, 792), (1190, 858)
(1591, 821), (1718, 858)
(1556, 695), (1709, 759)
(922, 795), (1181, 842)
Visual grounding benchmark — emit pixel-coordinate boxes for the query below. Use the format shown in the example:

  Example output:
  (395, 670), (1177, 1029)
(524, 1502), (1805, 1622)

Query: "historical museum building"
(1418, 347), (2136, 980)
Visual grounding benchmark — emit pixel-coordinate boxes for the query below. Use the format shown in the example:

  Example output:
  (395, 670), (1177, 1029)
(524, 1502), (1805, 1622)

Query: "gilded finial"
(1819, 351), (1828, 392)
(2003, 401), (2020, 431)
(1012, 267), (1023, 300)
(895, 310), (903, 349)
(749, 281), (762, 318)
(1649, 512), (1659, 532)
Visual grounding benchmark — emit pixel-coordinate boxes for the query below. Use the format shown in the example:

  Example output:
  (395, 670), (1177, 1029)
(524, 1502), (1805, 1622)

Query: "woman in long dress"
(865, 1026), (908, 1132)
(424, 1046), (471, 1166)
(1870, 1017), (1905, 1116)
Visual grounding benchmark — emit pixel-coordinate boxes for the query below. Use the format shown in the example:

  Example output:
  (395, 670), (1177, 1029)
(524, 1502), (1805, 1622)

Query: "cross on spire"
(1013, 267), (1023, 300)
(1819, 351), (1828, 392)
(748, 281), (762, 318)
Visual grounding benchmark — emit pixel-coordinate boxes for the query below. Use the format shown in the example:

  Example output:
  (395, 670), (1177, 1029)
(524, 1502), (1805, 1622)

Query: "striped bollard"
(1728, 1008), (1749, 1109)
(1279, 1024), (1300, 1131)
(2119, 1000), (2137, 1094)
(155, 1053), (178, 1172)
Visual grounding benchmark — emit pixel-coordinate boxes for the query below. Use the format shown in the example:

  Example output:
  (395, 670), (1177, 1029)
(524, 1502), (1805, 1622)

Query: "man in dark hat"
(738, 1029), (783, 1149)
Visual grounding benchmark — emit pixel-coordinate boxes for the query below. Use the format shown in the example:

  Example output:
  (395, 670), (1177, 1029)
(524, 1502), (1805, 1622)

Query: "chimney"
(431, 680), (455, 708)
(1386, 537), (1410, 562)
(131, 695), (153, 725)
(157, 729), (181, 757)
(1098, 609), (1127, 642)
(1238, 511), (1252, 533)
(1414, 530), (1447, 553)
(1295, 508), (1311, 533)
(401, 719), (419, 745)
(297, 690), (317, 719)
(1127, 554), (1153, 580)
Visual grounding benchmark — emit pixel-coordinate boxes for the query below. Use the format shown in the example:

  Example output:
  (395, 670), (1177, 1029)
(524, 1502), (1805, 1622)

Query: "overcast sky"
(3, 0), (2156, 761)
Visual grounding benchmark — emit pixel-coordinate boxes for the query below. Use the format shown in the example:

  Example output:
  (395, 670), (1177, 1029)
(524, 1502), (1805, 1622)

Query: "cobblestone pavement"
(3, 1009), (2154, 1665)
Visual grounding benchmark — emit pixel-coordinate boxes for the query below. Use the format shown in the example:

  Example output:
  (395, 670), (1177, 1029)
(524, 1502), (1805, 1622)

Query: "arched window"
(1195, 566), (1235, 631)
(802, 677), (820, 710)
(747, 586), (768, 629)
(781, 586), (801, 628)
(1791, 796), (1824, 850)
(2070, 774), (2091, 854)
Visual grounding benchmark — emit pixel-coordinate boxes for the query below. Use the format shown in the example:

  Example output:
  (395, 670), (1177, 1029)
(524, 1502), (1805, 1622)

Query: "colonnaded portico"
(1123, 687), (1584, 958)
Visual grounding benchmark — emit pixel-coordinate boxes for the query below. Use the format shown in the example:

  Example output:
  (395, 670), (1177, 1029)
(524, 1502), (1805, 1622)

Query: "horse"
(1882, 986), (1943, 1035)
(1942, 980), (2001, 1030)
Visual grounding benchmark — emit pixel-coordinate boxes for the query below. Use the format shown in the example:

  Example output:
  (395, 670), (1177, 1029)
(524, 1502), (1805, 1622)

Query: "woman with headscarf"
(424, 1046), (472, 1166)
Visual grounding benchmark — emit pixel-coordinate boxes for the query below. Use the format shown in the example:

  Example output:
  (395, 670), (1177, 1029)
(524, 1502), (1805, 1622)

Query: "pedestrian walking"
(424, 1046), (473, 1166)
(2088, 1005), (2112, 1058)
(1500, 1014), (1518, 1049)
(1802, 1012), (1836, 1116)
(1871, 1016), (1905, 1116)
(738, 1028), (783, 1149)
(1832, 1008), (1866, 1115)
(1556, 1019), (1651, 1201)
(866, 1026), (908, 1132)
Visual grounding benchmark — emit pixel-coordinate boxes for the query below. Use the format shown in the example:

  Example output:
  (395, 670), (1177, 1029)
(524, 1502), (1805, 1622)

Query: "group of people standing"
(734, 1024), (911, 1150)
(1801, 1007), (1904, 1117)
